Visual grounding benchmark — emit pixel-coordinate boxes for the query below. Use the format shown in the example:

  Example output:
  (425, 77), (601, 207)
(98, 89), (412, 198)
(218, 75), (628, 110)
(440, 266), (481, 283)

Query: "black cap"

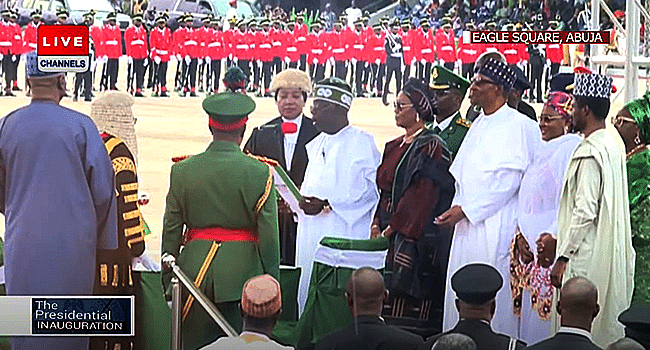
(619, 303), (650, 347)
(511, 65), (532, 91)
(451, 263), (503, 305)
(550, 73), (574, 93)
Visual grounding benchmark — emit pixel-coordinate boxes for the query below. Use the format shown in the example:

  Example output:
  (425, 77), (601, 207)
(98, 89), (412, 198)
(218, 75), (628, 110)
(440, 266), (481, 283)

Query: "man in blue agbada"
(0, 51), (118, 350)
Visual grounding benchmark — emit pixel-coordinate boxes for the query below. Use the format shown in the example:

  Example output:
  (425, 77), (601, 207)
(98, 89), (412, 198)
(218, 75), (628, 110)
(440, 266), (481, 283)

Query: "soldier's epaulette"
(247, 153), (279, 167)
(171, 155), (193, 163)
(456, 118), (472, 128)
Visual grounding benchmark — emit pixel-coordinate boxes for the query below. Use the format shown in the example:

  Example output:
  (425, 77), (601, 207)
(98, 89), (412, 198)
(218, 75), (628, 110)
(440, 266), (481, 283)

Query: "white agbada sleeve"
(461, 169), (525, 225)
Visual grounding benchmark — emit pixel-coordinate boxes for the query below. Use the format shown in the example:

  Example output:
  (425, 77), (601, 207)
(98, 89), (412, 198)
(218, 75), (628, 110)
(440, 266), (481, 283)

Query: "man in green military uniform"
(428, 65), (472, 160)
(161, 92), (280, 350)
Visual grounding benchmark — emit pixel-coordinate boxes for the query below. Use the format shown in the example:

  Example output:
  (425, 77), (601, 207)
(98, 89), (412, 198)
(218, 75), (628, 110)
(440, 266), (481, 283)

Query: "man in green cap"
(161, 92), (280, 350)
(429, 65), (472, 159)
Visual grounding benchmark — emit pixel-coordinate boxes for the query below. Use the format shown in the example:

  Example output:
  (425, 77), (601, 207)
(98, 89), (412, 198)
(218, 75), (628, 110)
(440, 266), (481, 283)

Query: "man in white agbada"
(435, 57), (542, 337)
(296, 77), (380, 313)
(550, 73), (635, 348)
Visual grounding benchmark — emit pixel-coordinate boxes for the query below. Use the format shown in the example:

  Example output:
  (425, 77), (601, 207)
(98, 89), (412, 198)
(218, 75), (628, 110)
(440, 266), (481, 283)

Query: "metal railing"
(169, 261), (238, 350)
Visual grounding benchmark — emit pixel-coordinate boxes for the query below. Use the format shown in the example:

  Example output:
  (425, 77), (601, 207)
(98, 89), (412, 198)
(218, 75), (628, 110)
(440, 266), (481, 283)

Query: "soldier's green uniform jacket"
(429, 111), (471, 159)
(162, 141), (280, 303)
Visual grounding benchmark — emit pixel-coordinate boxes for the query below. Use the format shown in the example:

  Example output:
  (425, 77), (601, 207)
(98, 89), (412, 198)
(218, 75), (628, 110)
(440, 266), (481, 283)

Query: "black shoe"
(4, 91), (15, 97)
(73, 95), (78, 102)
(12, 86), (21, 91)
(382, 92), (388, 106)
(199, 88), (204, 93)
(135, 91), (144, 97)
(190, 92), (198, 97)
(537, 99), (543, 104)
(84, 97), (92, 102)
(160, 91), (169, 97)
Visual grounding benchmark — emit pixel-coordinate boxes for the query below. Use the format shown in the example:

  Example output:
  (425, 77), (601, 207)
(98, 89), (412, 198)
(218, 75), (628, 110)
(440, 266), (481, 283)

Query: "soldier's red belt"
(185, 227), (258, 243)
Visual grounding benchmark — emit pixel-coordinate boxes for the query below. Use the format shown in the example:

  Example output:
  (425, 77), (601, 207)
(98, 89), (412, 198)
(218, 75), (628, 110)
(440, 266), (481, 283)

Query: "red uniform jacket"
(102, 24), (122, 59)
(457, 35), (479, 64)
(367, 31), (386, 64)
(401, 29), (415, 65)
(0, 22), (10, 55)
(23, 21), (38, 53)
(90, 25), (103, 57)
(150, 26), (172, 62)
(285, 29), (299, 62)
(328, 30), (345, 62)
(436, 30), (456, 62)
(270, 27), (284, 58)
(546, 43), (563, 63)
(232, 29), (252, 60)
(257, 30), (273, 62)
(308, 31), (327, 64)
(206, 29), (224, 60)
(125, 25), (148, 59)
(184, 28), (201, 58)
(418, 28), (435, 62)
(294, 23), (308, 55)
(172, 26), (188, 57)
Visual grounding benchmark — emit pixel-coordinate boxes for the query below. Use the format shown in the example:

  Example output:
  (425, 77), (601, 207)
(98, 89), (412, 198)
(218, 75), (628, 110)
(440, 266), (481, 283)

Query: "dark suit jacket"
(315, 316), (423, 350)
(525, 332), (603, 350)
(243, 115), (319, 188)
(422, 320), (526, 350)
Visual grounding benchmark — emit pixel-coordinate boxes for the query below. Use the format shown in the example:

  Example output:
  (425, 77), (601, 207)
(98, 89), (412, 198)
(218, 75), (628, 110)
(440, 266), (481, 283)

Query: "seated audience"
(315, 267), (424, 350)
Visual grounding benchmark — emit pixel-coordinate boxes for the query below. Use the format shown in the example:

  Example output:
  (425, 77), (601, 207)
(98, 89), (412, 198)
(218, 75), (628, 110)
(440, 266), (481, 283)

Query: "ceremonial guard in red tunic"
(103, 12), (123, 90)
(150, 12), (172, 97)
(125, 12), (150, 97)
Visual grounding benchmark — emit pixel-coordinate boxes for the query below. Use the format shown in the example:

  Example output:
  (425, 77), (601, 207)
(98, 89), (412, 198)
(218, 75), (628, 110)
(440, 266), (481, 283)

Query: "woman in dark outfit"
(372, 77), (456, 337)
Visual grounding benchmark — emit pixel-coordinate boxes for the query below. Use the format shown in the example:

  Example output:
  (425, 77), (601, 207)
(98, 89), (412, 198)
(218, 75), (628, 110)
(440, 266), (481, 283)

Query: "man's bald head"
(345, 267), (387, 317)
(557, 277), (600, 331)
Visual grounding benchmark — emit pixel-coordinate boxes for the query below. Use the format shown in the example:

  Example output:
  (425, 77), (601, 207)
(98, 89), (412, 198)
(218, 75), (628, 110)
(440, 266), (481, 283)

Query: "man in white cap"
(199, 274), (293, 349)
(551, 73), (635, 347)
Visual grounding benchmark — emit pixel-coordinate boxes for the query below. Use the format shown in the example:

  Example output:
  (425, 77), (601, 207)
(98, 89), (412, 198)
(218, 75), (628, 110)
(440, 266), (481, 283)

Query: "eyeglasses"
(612, 116), (636, 127)
(537, 114), (565, 124)
(393, 101), (413, 112)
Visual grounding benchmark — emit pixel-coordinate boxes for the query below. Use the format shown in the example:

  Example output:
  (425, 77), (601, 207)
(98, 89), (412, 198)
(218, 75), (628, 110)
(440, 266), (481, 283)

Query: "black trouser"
(355, 60), (364, 95)
(262, 61), (273, 91)
(237, 59), (250, 84)
(11, 54), (19, 84)
(461, 63), (474, 80)
(188, 58), (198, 90)
(134, 58), (145, 90)
(74, 70), (92, 100)
(385, 57), (403, 96)
(314, 63), (325, 83)
(157, 61), (168, 90)
(402, 63), (410, 86)
(547, 62), (560, 91)
(210, 59), (221, 91)
(376, 63), (386, 93)
(444, 61), (454, 72)
(107, 58), (119, 90)
(530, 59), (543, 101)
(2, 54), (15, 88)
(273, 56), (282, 75)
(252, 60), (261, 88)
(299, 54), (307, 71)
(146, 58), (155, 88)
(289, 61), (298, 69)
(417, 62), (432, 84)
(361, 61), (371, 86)
(335, 60), (346, 79)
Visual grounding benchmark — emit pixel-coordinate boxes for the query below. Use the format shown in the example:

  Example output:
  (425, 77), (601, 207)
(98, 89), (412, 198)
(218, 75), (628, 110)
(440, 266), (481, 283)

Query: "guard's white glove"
(127, 56), (133, 64)
(517, 62), (524, 70)
(206, 57), (211, 64)
(228, 53), (233, 60)
(257, 60), (262, 68)
(546, 59), (551, 66)
(198, 58), (203, 65)
(329, 57), (335, 66)
(11, 55), (16, 62)
(132, 250), (160, 271)
(284, 56), (290, 64)
(234, 57), (238, 64)
(185, 56), (191, 64)
(313, 58), (318, 64)
(365, 61), (369, 68)
(161, 252), (176, 270)
(440, 59), (445, 65)
(522, 60), (528, 65)
(375, 58), (380, 65)
(394, 43), (401, 51)
(351, 58), (357, 65)
(411, 57), (416, 65)
(102, 55), (108, 62)
(154, 56), (161, 64)
(143, 59), (148, 66)
(0, 54), (3, 60)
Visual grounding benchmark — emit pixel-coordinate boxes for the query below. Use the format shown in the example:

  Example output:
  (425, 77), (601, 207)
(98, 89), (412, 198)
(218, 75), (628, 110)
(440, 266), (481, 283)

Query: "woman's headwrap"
(544, 91), (573, 121)
(402, 78), (434, 122)
(625, 91), (650, 144)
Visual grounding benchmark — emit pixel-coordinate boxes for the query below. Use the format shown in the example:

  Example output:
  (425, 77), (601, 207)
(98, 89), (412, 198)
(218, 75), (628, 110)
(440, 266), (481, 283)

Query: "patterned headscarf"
(544, 91), (573, 121)
(402, 78), (434, 122)
(625, 91), (650, 144)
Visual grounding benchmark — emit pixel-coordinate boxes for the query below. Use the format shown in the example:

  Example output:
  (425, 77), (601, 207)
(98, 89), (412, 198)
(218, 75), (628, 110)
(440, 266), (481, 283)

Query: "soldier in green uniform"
(161, 92), (280, 350)
(428, 65), (472, 160)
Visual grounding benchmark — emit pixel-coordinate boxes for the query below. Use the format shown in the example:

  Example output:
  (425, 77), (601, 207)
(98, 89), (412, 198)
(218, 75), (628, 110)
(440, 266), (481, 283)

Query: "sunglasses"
(537, 114), (565, 124)
(393, 101), (413, 112)
(612, 116), (636, 127)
